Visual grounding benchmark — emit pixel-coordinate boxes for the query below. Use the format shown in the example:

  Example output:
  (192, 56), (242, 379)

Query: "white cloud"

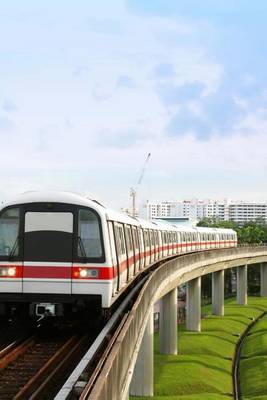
(0, 2), (266, 210)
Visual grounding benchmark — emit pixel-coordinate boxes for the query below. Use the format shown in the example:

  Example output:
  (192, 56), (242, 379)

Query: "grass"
(131, 297), (267, 400)
(240, 314), (267, 399)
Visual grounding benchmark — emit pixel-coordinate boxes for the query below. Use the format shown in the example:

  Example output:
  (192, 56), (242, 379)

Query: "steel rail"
(233, 311), (267, 400)
(14, 335), (86, 400)
(0, 335), (36, 369)
(0, 333), (80, 399)
(27, 335), (89, 400)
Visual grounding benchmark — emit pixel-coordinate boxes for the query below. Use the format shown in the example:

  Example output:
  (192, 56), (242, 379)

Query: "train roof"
(1, 191), (236, 235)
(2, 191), (106, 212)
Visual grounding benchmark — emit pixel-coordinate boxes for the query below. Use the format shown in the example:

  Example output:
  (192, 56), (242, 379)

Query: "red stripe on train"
(0, 241), (237, 280)
(23, 266), (71, 279)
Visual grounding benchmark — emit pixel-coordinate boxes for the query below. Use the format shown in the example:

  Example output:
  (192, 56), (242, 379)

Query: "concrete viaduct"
(88, 246), (267, 400)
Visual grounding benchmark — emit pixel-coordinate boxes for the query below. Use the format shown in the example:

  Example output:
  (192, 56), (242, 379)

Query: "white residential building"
(144, 199), (267, 225)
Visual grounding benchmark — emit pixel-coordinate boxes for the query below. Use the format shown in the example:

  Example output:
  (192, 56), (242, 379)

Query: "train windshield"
(78, 209), (103, 258)
(0, 208), (20, 257)
(24, 211), (73, 262)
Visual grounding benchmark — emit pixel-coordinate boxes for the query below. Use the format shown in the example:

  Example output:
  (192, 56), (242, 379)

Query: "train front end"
(0, 192), (113, 319)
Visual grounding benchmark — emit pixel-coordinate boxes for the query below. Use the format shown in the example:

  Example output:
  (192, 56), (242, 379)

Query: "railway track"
(233, 311), (267, 400)
(0, 317), (35, 352)
(0, 330), (89, 400)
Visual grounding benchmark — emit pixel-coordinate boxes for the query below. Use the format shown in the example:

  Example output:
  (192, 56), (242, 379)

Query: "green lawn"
(240, 314), (267, 399)
(131, 297), (267, 400)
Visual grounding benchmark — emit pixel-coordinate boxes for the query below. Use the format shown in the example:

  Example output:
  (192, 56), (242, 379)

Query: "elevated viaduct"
(87, 246), (267, 399)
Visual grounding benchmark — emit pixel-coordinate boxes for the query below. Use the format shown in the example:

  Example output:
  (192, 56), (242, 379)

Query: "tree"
(197, 218), (267, 244)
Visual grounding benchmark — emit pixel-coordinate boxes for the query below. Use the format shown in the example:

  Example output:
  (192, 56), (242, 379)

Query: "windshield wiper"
(9, 236), (19, 259)
(78, 236), (87, 258)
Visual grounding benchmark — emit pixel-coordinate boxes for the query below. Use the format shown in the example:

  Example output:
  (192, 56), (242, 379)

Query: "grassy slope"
(131, 297), (267, 400)
(240, 314), (267, 399)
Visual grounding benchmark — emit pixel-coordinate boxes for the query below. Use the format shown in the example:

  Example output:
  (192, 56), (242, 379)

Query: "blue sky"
(0, 1), (267, 209)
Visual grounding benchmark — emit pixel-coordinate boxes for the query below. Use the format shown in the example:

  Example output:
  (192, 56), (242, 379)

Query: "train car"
(0, 191), (237, 318)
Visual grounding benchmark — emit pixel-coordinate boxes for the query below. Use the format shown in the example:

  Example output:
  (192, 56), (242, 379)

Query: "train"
(0, 191), (237, 318)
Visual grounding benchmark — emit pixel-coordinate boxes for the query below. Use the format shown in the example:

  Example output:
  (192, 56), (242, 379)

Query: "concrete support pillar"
(159, 287), (178, 355)
(130, 308), (154, 397)
(186, 277), (201, 332)
(212, 270), (224, 316)
(261, 263), (267, 297)
(237, 265), (247, 305)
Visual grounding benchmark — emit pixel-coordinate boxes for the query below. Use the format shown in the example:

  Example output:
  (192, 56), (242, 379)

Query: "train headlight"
(7, 267), (16, 277)
(79, 268), (99, 279)
(0, 266), (21, 278)
(79, 269), (88, 278)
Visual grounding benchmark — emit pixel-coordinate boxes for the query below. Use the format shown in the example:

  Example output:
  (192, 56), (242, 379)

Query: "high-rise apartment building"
(144, 199), (267, 225)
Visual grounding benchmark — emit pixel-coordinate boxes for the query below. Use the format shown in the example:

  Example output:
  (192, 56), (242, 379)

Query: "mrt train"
(0, 191), (237, 317)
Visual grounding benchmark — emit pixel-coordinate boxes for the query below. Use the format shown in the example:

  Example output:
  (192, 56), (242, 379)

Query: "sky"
(0, 0), (267, 210)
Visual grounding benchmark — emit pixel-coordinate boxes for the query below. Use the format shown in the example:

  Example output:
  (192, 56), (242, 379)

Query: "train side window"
(138, 228), (143, 250)
(132, 227), (138, 250)
(125, 225), (133, 252)
(150, 230), (155, 246)
(143, 230), (147, 247)
(164, 232), (167, 244)
(118, 225), (126, 254)
(154, 231), (158, 246)
(78, 209), (104, 258)
(114, 225), (121, 254)
(0, 208), (20, 257)
(144, 230), (149, 248)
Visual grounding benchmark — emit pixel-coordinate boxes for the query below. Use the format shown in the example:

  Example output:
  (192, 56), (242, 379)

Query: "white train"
(0, 191), (237, 317)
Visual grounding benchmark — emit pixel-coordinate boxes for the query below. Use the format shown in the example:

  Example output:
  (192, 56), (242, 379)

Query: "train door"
(143, 230), (150, 266)
(197, 232), (202, 250)
(166, 232), (170, 256)
(186, 233), (191, 252)
(215, 233), (219, 248)
(192, 232), (196, 251)
(222, 234), (226, 248)
(177, 232), (181, 254)
(137, 228), (144, 269)
(204, 233), (208, 250)
(154, 231), (159, 261)
(150, 230), (155, 263)
(114, 223), (127, 287)
(213, 232), (217, 248)
(169, 232), (173, 255)
(180, 233), (184, 253)
(207, 233), (211, 249)
(125, 225), (134, 280)
(223, 234), (226, 248)
(107, 221), (118, 294)
(23, 210), (73, 294)
(170, 232), (174, 255)
(173, 232), (176, 254)
(173, 232), (177, 254)
(162, 232), (167, 257)
(131, 226), (139, 274)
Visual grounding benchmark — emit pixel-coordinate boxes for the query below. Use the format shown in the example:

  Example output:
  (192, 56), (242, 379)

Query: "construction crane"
(130, 153), (151, 218)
